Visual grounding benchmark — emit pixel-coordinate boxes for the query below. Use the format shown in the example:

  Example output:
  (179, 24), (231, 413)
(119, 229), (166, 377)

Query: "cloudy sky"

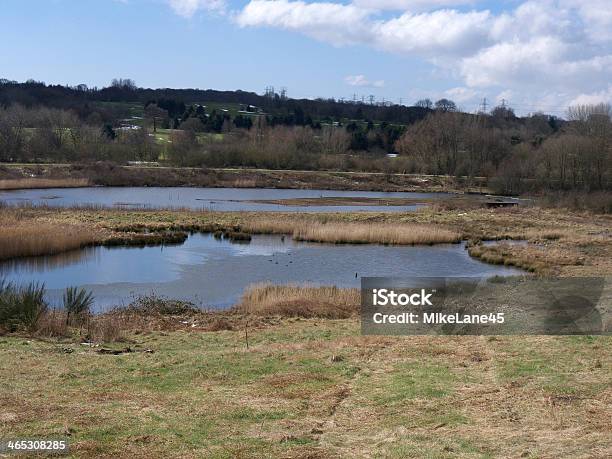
(2, 0), (611, 115)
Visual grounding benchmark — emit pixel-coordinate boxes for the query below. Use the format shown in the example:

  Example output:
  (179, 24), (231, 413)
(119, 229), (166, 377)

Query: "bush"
(63, 286), (94, 324)
(538, 191), (612, 214)
(0, 280), (47, 332)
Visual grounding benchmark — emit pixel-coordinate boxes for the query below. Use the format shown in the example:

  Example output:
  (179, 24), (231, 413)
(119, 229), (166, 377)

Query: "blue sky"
(1, 0), (611, 115)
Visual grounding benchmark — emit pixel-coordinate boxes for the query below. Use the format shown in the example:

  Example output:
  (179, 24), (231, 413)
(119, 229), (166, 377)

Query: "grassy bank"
(0, 163), (483, 192)
(238, 284), (360, 318)
(0, 283), (361, 338)
(0, 177), (90, 190)
(249, 196), (427, 206)
(1, 313), (610, 458)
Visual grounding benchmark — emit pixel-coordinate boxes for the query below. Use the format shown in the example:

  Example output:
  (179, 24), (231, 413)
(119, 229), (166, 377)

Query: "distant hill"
(0, 79), (430, 125)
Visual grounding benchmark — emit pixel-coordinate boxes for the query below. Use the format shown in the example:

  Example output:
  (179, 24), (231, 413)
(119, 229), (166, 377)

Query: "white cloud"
(235, 1), (371, 45)
(444, 86), (479, 103)
(567, 86), (612, 107)
(168, 0), (225, 17)
(352, 0), (477, 12)
(561, 0), (612, 44)
(460, 37), (566, 88)
(345, 75), (385, 87)
(372, 9), (491, 56)
(495, 90), (514, 105)
(234, 0), (612, 109)
(236, 2), (490, 55)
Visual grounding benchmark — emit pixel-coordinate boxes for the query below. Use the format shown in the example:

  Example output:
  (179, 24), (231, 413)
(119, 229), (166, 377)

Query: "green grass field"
(1, 319), (610, 458)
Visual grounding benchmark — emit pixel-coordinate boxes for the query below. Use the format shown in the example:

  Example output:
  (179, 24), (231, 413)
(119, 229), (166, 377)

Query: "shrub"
(63, 286), (94, 324)
(0, 280), (48, 332)
(236, 284), (360, 319)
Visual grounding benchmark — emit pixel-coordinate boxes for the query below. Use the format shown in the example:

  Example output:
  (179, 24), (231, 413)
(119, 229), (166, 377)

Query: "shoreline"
(0, 162), (491, 193)
(2, 205), (610, 276)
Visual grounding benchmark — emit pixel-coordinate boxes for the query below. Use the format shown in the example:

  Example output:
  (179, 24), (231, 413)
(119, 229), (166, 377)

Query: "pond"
(0, 234), (524, 311)
(0, 187), (455, 212)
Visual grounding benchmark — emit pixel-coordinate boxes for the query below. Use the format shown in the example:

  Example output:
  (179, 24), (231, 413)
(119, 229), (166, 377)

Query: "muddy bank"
(0, 162), (489, 193)
(248, 196), (427, 206)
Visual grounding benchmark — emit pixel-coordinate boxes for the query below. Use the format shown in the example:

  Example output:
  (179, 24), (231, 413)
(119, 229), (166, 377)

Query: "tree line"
(395, 104), (610, 193)
(0, 79), (430, 125)
(0, 79), (610, 194)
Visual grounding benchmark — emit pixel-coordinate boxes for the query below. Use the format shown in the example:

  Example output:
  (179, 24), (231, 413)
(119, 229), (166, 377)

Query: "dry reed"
(34, 309), (70, 338)
(236, 283), (360, 318)
(0, 178), (90, 190)
(231, 178), (258, 188)
(293, 222), (461, 245)
(239, 217), (307, 235)
(240, 218), (461, 245)
(86, 314), (129, 343)
(0, 214), (99, 261)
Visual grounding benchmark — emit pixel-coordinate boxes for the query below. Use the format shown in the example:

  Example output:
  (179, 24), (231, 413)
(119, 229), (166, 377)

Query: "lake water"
(0, 187), (454, 212)
(0, 233), (523, 311)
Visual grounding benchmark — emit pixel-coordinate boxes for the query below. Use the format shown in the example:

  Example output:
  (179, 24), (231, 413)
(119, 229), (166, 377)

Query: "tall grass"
(239, 217), (307, 235)
(236, 283), (360, 318)
(0, 178), (90, 190)
(64, 286), (94, 324)
(0, 281), (101, 339)
(0, 213), (99, 261)
(240, 218), (461, 245)
(0, 280), (47, 332)
(293, 222), (461, 245)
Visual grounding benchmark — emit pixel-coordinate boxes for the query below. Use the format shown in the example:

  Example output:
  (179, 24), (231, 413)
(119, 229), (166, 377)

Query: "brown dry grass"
(33, 309), (70, 338)
(293, 221), (461, 245)
(468, 242), (584, 273)
(250, 197), (424, 207)
(237, 284), (360, 318)
(0, 213), (99, 261)
(1, 320), (609, 458)
(231, 178), (258, 188)
(239, 216), (307, 235)
(0, 178), (90, 190)
(85, 314), (130, 343)
(241, 218), (461, 245)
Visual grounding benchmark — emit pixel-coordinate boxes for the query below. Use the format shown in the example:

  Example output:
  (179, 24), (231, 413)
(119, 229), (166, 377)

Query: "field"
(1, 317), (610, 458)
(152, 128), (225, 145)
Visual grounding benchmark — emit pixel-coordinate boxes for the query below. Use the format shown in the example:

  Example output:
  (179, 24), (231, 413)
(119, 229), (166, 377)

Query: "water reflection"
(1, 233), (524, 311)
(0, 187), (454, 213)
(0, 247), (98, 273)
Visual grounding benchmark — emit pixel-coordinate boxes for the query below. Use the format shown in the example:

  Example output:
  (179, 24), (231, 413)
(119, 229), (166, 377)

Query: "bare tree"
(415, 98), (433, 109)
(0, 105), (27, 161)
(144, 104), (168, 133)
(491, 105), (516, 121)
(321, 125), (350, 155)
(434, 98), (457, 112)
(110, 78), (137, 90)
